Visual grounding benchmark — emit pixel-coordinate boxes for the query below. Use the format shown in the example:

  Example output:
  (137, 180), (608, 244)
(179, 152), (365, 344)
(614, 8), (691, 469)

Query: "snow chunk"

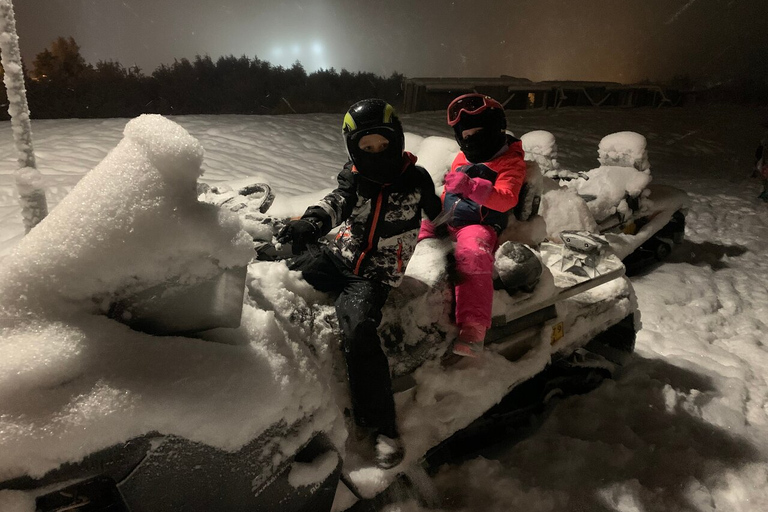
(568, 166), (652, 223)
(0, 114), (254, 314)
(598, 131), (650, 171)
(540, 186), (597, 239)
(123, 113), (204, 181)
(521, 130), (558, 174)
(407, 134), (459, 187)
(522, 130), (557, 158)
(14, 167), (44, 196)
(0, 320), (84, 399)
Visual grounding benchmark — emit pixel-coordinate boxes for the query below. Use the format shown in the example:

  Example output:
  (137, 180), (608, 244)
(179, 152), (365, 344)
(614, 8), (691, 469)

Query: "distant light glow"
(312, 42), (323, 55)
(291, 44), (301, 55)
(272, 46), (283, 57)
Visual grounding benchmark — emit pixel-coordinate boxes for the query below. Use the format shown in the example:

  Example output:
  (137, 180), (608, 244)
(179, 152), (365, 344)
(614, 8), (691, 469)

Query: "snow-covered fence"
(0, 0), (47, 232)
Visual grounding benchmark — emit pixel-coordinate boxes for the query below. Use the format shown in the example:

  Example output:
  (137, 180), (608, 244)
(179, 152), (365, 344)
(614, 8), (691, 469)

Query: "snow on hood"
(0, 115), (335, 482)
(0, 114), (254, 314)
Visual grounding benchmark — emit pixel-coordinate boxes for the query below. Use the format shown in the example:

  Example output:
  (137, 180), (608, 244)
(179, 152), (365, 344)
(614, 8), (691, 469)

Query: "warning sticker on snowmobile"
(551, 322), (564, 344)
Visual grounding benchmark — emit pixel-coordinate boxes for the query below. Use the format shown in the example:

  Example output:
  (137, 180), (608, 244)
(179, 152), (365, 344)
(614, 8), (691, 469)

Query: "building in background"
(401, 76), (684, 113)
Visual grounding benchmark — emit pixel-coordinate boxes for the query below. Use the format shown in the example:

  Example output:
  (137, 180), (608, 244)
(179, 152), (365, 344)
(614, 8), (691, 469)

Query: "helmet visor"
(447, 94), (503, 126)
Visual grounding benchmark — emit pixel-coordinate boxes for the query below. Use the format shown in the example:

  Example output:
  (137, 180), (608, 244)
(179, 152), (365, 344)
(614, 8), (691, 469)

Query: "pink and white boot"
(452, 323), (487, 358)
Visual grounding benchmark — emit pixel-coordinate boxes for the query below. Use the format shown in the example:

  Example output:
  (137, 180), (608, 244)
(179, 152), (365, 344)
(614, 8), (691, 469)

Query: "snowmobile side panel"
(496, 265), (625, 325)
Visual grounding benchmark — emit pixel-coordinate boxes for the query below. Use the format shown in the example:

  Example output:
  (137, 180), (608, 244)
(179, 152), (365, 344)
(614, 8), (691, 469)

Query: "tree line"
(0, 37), (404, 119)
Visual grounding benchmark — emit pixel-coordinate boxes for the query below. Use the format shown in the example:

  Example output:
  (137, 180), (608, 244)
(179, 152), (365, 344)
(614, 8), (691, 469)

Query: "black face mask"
(351, 145), (405, 185)
(459, 129), (507, 163)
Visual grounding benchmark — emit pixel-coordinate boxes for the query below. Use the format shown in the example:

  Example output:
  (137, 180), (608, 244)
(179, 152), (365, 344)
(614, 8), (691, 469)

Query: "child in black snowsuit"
(277, 99), (442, 469)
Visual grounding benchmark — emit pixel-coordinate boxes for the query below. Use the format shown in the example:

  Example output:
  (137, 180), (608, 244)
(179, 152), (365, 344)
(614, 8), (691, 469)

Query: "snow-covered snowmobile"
(0, 118), (640, 512)
(201, 173), (639, 509)
(0, 117), (346, 512)
(521, 130), (690, 274)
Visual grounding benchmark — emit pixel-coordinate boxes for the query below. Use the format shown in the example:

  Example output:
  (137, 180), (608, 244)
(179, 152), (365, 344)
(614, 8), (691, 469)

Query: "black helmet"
(342, 99), (406, 184)
(447, 94), (507, 163)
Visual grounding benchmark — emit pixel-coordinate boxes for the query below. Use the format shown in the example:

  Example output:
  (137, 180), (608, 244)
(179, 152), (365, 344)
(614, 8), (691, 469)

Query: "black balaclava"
(348, 127), (405, 185)
(454, 108), (507, 163)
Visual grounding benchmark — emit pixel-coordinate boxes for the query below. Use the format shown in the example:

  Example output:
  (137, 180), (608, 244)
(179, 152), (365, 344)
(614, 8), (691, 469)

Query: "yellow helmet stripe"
(383, 103), (395, 123)
(343, 112), (357, 133)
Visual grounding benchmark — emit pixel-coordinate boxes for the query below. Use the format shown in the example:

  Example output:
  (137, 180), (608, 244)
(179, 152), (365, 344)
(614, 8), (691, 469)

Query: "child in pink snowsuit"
(420, 94), (527, 357)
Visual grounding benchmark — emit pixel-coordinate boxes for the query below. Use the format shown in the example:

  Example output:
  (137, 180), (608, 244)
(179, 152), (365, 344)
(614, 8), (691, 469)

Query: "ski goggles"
(446, 94), (503, 127)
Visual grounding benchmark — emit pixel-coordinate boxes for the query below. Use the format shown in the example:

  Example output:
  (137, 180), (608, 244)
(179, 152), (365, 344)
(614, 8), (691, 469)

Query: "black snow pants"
(288, 245), (398, 439)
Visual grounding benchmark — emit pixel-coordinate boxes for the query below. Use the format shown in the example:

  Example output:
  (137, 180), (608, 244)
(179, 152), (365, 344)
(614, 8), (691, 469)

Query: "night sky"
(14, 0), (768, 83)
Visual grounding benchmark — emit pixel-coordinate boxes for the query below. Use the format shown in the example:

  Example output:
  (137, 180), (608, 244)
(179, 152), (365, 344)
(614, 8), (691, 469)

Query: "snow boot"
(375, 434), (405, 470)
(452, 323), (486, 358)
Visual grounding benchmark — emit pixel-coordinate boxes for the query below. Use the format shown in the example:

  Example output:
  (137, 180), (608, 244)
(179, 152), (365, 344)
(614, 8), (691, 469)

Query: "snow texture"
(569, 165), (653, 223)
(598, 131), (651, 171)
(521, 129), (558, 173)
(0, 490), (35, 512)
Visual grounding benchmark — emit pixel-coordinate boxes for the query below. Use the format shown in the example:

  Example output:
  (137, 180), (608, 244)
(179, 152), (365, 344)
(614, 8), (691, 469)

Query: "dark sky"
(14, 0), (767, 83)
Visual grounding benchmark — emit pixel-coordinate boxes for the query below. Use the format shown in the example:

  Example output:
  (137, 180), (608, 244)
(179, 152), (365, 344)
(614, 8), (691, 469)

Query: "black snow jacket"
(301, 152), (442, 287)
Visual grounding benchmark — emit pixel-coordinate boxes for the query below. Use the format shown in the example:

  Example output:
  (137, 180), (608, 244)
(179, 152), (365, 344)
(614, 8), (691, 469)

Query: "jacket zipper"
(354, 190), (384, 275)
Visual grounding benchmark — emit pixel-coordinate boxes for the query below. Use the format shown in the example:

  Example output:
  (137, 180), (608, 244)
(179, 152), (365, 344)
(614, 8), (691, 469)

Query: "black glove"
(276, 218), (320, 254)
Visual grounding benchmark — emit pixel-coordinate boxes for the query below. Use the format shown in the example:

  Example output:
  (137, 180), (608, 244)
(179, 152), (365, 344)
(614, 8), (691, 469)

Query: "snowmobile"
(521, 130), (690, 275)
(0, 179), (638, 512)
(195, 178), (640, 510)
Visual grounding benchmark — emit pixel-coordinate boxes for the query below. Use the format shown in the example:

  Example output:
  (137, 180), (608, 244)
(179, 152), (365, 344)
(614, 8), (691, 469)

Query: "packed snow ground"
(1, 105), (767, 511)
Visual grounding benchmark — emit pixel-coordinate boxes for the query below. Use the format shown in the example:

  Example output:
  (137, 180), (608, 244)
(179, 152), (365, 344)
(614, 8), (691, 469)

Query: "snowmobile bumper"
(3, 430), (342, 512)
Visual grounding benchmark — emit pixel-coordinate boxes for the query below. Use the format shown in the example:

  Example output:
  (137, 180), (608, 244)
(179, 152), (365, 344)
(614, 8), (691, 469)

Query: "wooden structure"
(402, 76), (683, 113)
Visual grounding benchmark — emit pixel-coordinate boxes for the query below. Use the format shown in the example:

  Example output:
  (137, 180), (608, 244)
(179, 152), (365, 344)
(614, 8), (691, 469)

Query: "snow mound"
(569, 166), (652, 223)
(521, 130), (558, 173)
(406, 133), (459, 187)
(598, 131), (650, 171)
(0, 114), (254, 314)
(540, 187), (598, 240)
(123, 113), (205, 180)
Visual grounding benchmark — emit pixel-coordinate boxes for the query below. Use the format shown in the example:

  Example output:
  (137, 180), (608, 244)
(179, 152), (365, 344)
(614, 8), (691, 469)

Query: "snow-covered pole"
(0, 0), (47, 233)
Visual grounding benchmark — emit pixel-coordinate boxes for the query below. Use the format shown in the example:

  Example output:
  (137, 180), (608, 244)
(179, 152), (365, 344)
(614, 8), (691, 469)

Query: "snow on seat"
(569, 165), (652, 225)
(567, 132), (653, 225)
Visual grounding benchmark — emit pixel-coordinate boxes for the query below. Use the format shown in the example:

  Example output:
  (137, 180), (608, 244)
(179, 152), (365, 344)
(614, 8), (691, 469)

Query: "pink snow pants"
(419, 221), (498, 328)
